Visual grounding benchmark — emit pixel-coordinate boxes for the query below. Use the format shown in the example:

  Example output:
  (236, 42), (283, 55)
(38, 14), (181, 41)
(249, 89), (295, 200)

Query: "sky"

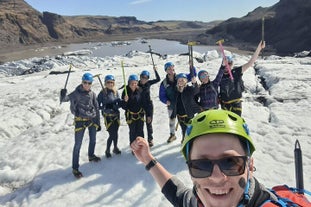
(24, 0), (279, 22)
(0, 42), (310, 206)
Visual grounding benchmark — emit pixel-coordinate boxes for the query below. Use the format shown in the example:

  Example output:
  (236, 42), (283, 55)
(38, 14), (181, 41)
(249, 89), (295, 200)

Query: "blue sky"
(24, 0), (279, 22)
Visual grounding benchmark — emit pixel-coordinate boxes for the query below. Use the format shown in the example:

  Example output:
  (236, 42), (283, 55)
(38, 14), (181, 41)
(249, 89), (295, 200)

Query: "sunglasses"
(187, 156), (247, 178)
(83, 81), (92, 85)
(199, 73), (209, 79)
(106, 81), (114, 84)
(140, 76), (149, 80)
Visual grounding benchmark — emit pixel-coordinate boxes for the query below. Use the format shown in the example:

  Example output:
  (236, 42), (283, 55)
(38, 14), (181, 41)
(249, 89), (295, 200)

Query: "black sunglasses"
(83, 81), (92, 85)
(187, 156), (247, 178)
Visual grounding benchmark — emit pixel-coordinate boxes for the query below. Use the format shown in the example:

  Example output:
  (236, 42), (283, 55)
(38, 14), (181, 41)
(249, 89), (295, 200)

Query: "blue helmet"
(82, 73), (93, 82)
(140, 70), (150, 78)
(128, 74), (139, 82)
(105, 75), (115, 82)
(176, 73), (187, 80)
(226, 56), (233, 63)
(164, 62), (174, 71)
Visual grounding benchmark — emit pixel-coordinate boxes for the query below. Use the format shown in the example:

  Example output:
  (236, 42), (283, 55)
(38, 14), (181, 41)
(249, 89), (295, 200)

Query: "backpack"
(261, 185), (311, 207)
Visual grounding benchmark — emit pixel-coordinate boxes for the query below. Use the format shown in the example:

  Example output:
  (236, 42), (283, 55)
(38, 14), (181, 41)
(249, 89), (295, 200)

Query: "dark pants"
(128, 120), (144, 144)
(145, 114), (153, 141)
(72, 121), (96, 170)
(106, 120), (119, 152)
(177, 115), (191, 142)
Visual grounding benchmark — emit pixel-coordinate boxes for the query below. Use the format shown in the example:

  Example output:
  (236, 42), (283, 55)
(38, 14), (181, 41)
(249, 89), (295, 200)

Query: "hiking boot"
(167, 134), (177, 143)
(148, 140), (154, 147)
(72, 169), (83, 178)
(113, 148), (121, 155)
(105, 151), (112, 158)
(89, 155), (101, 162)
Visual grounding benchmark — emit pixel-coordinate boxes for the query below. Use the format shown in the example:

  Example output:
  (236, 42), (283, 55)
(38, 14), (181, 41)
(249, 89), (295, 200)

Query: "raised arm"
(131, 137), (173, 189)
(242, 40), (265, 73)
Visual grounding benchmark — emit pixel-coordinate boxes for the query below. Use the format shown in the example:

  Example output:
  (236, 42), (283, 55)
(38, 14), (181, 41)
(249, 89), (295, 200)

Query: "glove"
(97, 125), (101, 132)
(60, 89), (67, 102)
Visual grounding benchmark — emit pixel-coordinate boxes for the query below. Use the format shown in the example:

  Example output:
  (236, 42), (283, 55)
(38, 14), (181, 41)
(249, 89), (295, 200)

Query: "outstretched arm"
(242, 40), (265, 73)
(131, 137), (173, 189)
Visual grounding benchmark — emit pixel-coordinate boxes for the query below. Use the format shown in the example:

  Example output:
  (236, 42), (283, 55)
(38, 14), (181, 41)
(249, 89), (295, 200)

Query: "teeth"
(209, 189), (229, 195)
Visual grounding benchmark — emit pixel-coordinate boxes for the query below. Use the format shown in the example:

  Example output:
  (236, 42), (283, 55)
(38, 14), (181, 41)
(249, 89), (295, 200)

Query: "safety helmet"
(181, 109), (255, 160)
(226, 56), (233, 63)
(176, 73), (187, 80)
(104, 75), (115, 82)
(140, 70), (150, 79)
(128, 74), (139, 82)
(198, 70), (208, 79)
(164, 62), (174, 71)
(82, 73), (93, 82)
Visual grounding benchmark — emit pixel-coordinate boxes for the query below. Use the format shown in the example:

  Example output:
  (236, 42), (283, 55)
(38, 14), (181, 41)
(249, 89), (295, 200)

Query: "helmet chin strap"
(238, 142), (251, 207)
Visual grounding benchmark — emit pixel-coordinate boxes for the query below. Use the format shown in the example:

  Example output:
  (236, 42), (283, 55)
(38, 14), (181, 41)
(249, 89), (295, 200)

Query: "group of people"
(61, 65), (160, 178)
(129, 40), (310, 206)
(160, 40), (266, 143)
(60, 40), (265, 180)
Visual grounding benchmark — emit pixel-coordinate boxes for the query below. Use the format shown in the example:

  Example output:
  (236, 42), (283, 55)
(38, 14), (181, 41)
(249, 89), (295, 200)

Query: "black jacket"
(121, 86), (152, 117)
(171, 83), (201, 119)
(161, 176), (278, 207)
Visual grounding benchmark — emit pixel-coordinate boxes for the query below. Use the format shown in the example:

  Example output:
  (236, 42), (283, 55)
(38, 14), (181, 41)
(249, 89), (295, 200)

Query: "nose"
(208, 164), (227, 182)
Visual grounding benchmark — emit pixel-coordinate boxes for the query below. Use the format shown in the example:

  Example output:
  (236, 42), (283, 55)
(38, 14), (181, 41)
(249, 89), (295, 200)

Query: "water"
(66, 39), (218, 57)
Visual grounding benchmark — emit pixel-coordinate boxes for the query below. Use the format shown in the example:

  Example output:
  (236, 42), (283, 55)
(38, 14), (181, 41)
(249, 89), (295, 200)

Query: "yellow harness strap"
(74, 117), (98, 132)
(126, 108), (145, 124)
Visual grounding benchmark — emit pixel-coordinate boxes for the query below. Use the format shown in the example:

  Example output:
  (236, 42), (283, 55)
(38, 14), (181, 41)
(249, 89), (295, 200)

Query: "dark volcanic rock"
(198, 0), (311, 55)
(0, 0), (211, 51)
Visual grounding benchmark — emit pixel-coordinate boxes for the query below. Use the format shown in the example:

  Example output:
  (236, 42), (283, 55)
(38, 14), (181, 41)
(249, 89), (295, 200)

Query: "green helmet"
(181, 109), (255, 160)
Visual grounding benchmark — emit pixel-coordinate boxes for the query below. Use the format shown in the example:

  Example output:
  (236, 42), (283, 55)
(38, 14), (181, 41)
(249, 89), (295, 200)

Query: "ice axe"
(261, 16), (265, 59)
(60, 64), (72, 104)
(93, 74), (105, 91)
(187, 41), (199, 78)
(121, 61), (127, 96)
(216, 39), (234, 80)
(294, 140), (304, 194)
(148, 45), (156, 69)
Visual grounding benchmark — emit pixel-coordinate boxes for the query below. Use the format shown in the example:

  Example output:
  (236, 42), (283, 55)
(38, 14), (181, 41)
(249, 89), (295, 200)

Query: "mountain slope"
(198, 0), (311, 55)
(0, 0), (213, 49)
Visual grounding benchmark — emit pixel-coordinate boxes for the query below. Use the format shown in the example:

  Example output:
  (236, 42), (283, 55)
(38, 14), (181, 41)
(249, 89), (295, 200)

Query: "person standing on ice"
(170, 73), (201, 143)
(97, 75), (122, 158)
(195, 58), (226, 111)
(61, 72), (101, 178)
(122, 74), (152, 147)
(159, 62), (196, 143)
(219, 40), (265, 116)
(138, 67), (161, 147)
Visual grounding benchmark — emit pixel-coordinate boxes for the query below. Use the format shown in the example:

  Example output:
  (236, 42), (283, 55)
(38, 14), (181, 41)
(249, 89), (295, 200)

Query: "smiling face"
(190, 134), (253, 207)
(105, 80), (115, 89)
(128, 80), (138, 91)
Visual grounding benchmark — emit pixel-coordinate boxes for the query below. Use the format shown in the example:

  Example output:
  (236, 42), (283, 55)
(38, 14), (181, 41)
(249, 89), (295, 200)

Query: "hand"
(97, 125), (101, 132)
(131, 137), (153, 165)
(191, 76), (197, 84)
(259, 40), (266, 50)
(60, 89), (67, 101)
(124, 95), (129, 102)
(147, 117), (152, 124)
(166, 100), (171, 106)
